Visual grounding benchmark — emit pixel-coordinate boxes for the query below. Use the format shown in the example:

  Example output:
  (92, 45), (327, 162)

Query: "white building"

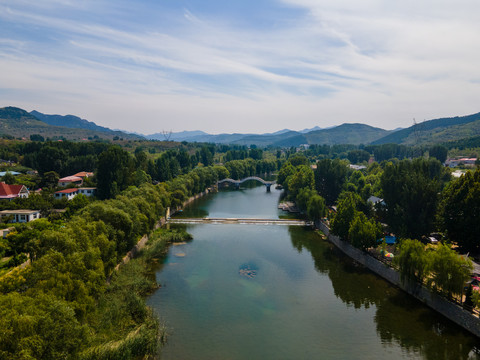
(54, 188), (79, 200)
(0, 210), (41, 223)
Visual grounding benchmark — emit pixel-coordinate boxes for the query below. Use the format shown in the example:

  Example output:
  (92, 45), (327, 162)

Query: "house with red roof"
(58, 176), (83, 187)
(0, 182), (29, 200)
(54, 188), (79, 200)
(73, 171), (94, 178)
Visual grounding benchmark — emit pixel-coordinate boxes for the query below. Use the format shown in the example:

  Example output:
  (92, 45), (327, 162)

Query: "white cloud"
(1, 0), (479, 134)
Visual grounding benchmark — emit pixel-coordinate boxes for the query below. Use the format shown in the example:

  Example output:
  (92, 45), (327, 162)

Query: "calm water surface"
(148, 184), (480, 359)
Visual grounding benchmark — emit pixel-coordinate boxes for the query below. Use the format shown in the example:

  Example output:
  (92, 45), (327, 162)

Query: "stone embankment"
(315, 220), (480, 338)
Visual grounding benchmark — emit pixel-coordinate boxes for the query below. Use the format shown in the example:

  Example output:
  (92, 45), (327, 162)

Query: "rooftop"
(0, 209), (39, 215)
(58, 176), (83, 182)
(55, 188), (79, 194)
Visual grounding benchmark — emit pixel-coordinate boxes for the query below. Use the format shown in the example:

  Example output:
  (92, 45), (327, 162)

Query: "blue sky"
(1, 0), (479, 134)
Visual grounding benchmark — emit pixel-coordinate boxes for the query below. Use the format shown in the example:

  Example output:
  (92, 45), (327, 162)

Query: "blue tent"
(377, 236), (397, 245)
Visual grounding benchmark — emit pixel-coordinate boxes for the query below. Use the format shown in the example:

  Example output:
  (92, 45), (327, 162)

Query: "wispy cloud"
(1, 0), (479, 133)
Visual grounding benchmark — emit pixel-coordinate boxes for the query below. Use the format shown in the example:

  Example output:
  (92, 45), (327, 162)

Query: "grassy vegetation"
(80, 227), (191, 359)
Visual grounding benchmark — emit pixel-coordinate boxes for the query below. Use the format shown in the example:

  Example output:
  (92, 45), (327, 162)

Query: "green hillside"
(231, 131), (304, 147)
(372, 112), (480, 145)
(305, 123), (391, 145)
(0, 107), (142, 141)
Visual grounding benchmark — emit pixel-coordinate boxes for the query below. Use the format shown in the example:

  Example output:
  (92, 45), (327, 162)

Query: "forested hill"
(303, 123), (391, 146)
(31, 110), (110, 133)
(0, 107), (142, 140)
(372, 112), (480, 145)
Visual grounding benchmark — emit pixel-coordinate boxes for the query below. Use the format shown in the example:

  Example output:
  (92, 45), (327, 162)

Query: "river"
(148, 183), (480, 359)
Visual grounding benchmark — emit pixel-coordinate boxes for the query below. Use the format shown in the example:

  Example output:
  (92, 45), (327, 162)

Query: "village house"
(54, 187), (96, 200)
(445, 158), (478, 167)
(0, 209), (40, 223)
(54, 188), (79, 200)
(58, 176), (83, 187)
(73, 171), (94, 179)
(78, 187), (96, 197)
(0, 182), (29, 200)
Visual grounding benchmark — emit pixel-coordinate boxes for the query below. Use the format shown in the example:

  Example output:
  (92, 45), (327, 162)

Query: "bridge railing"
(217, 177), (276, 186)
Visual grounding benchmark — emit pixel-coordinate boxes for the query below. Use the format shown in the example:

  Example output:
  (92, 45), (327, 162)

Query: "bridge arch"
(217, 177), (276, 191)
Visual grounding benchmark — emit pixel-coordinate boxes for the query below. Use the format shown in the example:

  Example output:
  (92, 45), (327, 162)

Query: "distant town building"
(0, 209), (40, 223)
(452, 170), (465, 178)
(0, 182), (29, 200)
(349, 164), (367, 170)
(445, 158), (477, 167)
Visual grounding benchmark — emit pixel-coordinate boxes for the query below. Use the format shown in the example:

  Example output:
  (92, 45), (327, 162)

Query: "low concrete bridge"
(169, 217), (308, 226)
(217, 176), (276, 191)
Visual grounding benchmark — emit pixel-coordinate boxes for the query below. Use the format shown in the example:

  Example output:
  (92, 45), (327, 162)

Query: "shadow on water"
(288, 226), (480, 360)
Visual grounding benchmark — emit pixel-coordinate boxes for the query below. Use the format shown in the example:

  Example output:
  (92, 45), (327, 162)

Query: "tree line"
(278, 154), (480, 307)
(0, 159), (229, 358)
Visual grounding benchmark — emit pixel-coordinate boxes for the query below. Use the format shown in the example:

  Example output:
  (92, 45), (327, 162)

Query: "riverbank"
(316, 220), (480, 338)
(82, 228), (192, 359)
(114, 186), (215, 273)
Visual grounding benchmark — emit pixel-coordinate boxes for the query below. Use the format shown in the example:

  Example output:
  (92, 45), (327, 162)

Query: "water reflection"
(288, 226), (480, 360)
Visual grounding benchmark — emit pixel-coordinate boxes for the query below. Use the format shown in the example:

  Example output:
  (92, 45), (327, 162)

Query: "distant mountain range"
(147, 123), (392, 146)
(148, 113), (480, 147)
(0, 107), (143, 141)
(2, 106), (480, 147)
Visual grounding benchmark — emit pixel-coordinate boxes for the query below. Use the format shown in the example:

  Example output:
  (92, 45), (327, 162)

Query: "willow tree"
(428, 243), (472, 297)
(395, 239), (430, 284)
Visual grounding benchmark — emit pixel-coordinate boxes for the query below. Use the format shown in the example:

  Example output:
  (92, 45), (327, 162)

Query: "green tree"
(380, 158), (443, 239)
(429, 144), (448, 163)
(306, 194), (327, 221)
(134, 150), (148, 171)
(314, 159), (348, 205)
(428, 243), (472, 297)
(287, 154), (309, 167)
(65, 194), (90, 218)
(30, 134), (45, 142)
(1, 171), (15, 185)
(213, 165), (229, 180)
(287, 165), (314, 199)
(395, 239), (430, 284)
(200, 146), (213, 166)
(277, 162), (295, 187)
(348, 212), (382, 250)
(134, 169), (152, 187)
(331, 193), (357, 241)
(41, 171), (60, 189)
(296, 187), (316, 213)
(439, 169), (480, 251)
(36, 145), (68, 175)
(347, 149), (370, 164)
(96, 147), (134, 200)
